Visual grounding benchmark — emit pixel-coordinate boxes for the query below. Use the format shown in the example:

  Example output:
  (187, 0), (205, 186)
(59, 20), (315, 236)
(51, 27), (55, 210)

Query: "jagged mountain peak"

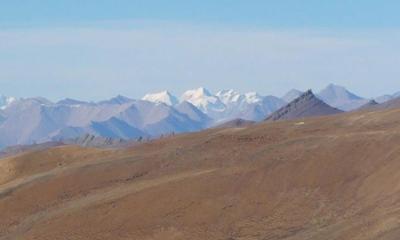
(244, 92), (263, 104)
(142, 90), (178, 106)
(266, 90), (342, 122)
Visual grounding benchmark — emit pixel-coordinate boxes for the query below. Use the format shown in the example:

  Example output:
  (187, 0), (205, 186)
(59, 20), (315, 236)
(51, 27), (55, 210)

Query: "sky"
(1, 1), (400, 101)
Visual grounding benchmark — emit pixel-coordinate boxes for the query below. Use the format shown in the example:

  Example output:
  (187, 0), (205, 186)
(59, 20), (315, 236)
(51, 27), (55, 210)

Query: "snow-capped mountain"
(234, 96), (286, 122)
(0, 95), (18, 110)
(180, 88), (226, 118)
(317, 84), (369, 111)
(216, 89), (244, 105)
(142, 91), (179, 106)
(215, 90), (285, 122)
(244, 92), (264, 104)
(216, 90), (264, 105)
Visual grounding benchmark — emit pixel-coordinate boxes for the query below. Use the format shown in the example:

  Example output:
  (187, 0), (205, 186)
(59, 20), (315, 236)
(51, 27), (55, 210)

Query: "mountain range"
(0, 84), (398, 148)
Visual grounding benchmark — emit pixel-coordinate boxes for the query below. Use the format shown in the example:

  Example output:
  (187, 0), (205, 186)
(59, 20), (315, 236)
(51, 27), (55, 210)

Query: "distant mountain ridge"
(317, 84), (369, 111)
(0, 84), (399, 148)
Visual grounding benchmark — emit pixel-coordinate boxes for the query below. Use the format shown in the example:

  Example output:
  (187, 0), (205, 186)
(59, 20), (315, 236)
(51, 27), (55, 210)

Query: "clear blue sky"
(1, 1), (400, 100)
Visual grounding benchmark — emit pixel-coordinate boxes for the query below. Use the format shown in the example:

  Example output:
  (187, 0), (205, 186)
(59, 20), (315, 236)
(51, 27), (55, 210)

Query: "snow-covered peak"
(0, 95), (17, 110)
(181, 87), (225, 114)
(244, 92), (263, 104)
(216, 89), (243, 105)
(216, 90), (263, 106)
(182, 87), (213, 99)
(142, 90), (178, 106)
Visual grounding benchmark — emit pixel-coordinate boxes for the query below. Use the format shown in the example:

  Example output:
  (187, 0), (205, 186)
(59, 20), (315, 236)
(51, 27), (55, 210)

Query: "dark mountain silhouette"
(266, 90), (343, 121)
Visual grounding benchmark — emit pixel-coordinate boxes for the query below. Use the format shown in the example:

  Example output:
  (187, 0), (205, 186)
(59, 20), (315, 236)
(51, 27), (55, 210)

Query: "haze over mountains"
(0, 84), (398, 148)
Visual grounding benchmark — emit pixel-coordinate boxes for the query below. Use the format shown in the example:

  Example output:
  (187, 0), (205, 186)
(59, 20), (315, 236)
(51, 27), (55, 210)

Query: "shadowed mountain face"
(266, 90), (343, 121)
(2, 108), (400, 239)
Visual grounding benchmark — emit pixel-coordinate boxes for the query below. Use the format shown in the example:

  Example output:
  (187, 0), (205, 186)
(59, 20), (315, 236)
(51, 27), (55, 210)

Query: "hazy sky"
(1, 1), (400, 100)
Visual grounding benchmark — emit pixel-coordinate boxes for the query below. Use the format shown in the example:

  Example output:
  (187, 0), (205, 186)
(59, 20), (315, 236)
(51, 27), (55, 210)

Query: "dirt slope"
(2, 108), (400, 239)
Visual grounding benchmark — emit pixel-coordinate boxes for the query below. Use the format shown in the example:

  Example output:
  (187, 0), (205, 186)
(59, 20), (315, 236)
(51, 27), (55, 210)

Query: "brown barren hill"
(2, 108), (400, 239)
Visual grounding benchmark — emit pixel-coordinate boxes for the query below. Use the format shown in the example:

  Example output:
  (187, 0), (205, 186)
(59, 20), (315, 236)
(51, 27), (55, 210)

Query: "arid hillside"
(2, 108), (400, 239)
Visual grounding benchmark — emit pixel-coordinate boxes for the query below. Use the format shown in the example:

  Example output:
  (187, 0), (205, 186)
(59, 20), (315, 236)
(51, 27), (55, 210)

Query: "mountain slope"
(174, 101), (212, 127)
(0, 99), (62, 146)
(266, 90), (343, 121)
(89, 117), (147, 139)
(282, 89), (303, 102)
(317, 84), (368, 111)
